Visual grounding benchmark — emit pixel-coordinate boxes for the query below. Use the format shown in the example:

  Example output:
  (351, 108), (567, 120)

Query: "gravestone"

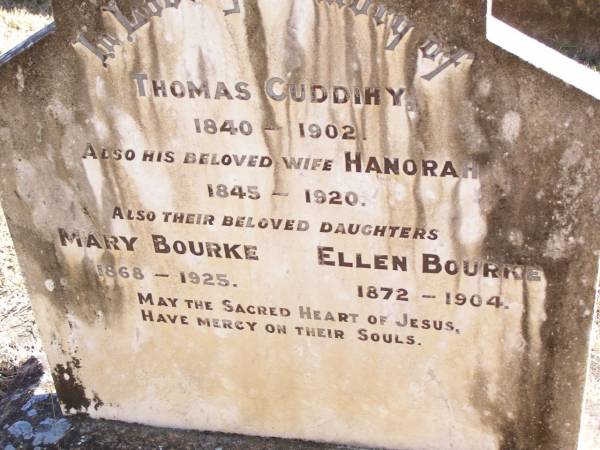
(0, 1), (598, 449)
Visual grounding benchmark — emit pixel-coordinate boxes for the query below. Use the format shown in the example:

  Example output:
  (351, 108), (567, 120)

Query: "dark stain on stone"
(92, 392), (105, 411)
(282, 3), (306, 160)
(243, 0), (284, 196)
(470, 365), (519, 450)
(52, 358), (91, 413)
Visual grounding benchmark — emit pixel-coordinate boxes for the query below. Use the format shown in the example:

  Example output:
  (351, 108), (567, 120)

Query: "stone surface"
(0, 364), (343, 450)
(0, 1), (598, 450)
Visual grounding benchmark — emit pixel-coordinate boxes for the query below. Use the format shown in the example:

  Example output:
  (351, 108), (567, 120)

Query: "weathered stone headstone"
(1, 1), (598, 449)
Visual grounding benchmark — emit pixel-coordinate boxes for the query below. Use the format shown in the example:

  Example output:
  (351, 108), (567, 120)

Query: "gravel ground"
(0, 208), (46, 377)
(0, 1), (51, 55)
(0, 3), (599, 449)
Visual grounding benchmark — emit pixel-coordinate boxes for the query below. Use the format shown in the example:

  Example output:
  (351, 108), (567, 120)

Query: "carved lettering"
(421, 48), (474, 81)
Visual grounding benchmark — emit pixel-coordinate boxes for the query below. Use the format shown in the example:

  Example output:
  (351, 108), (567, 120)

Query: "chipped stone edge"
(485, 0), (600, 101)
